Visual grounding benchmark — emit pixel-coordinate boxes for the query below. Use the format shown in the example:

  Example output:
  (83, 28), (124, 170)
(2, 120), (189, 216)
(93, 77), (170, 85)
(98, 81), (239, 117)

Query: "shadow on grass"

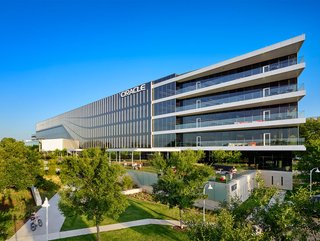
(58, 225), (189, 241)
(117, 199), (176, 223)
(36, 176), (60, 200)
(60, 214), (91, 232)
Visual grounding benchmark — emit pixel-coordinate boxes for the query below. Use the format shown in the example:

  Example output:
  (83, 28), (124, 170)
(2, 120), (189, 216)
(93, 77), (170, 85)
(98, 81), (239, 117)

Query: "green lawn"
(59, 224), (189, 241)
(61, 196), (180, 231)
(0, 176), (60, 240)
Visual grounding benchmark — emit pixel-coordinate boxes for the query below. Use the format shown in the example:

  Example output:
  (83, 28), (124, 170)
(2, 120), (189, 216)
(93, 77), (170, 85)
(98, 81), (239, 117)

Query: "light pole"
(310, 167), (320, 196)
(203, 182), (213, 222)
(42, 197), (50, 241)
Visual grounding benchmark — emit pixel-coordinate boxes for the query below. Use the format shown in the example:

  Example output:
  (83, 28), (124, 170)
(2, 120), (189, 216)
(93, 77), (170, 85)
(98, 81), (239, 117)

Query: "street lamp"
(203, 182), (213, 222)
(42, 197), (50, 241)
(310, 167), (320, 196)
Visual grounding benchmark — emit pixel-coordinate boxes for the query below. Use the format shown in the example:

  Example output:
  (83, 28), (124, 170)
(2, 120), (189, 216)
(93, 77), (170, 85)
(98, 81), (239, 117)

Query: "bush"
(122, 175), (134, 190)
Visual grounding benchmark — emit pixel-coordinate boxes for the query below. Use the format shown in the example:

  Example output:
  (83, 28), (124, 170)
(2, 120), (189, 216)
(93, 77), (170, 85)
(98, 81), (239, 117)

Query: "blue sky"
(0, 0), (319, 140)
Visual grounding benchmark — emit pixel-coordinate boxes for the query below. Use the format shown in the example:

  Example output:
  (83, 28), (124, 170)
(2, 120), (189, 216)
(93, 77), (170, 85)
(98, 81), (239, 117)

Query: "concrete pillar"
(132, 151), (134, 166)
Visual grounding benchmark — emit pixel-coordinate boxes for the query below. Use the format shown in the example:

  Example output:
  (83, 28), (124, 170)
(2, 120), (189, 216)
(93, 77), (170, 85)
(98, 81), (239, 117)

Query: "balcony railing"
(175, 85), (304, 113)
(176, 138), (305, 147)
(175, 57), (303, 95)
(175, 111), (304, 130)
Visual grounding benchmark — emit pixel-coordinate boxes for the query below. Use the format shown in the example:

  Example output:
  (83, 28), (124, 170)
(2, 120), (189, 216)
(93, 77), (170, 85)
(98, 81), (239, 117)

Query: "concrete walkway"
(193, 199), (221, 210)
(8, 219), (179, 241)
(8, 193), (65, 241)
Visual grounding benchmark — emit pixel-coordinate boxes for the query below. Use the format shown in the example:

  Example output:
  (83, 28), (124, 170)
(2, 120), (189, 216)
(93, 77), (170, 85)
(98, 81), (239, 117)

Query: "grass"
(60, 193), (193, 241)
(61, 194), (180, 231)
(120, 162), (158, 173)
(0, 189), (34, 240)
(0, 175), (61, 240)
(58, 224), (190, 241)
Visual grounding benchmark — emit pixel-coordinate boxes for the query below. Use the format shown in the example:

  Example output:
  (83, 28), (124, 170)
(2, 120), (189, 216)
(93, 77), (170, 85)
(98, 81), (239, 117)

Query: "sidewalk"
(193, 199), (221, 210)
(8, 193), (65, 241)
(8, 219), (179, 241)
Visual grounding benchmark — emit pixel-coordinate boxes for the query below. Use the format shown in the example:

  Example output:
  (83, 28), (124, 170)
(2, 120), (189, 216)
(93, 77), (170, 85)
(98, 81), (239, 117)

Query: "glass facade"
(153, 99), (176, 116)
(153, 74), (177, 84)
(153, 116), (176, 132)
(153, 55), (299, 100)
(153, 134), (176, 147)
(153, 103), (299, 132)
(153, 82), (176, 100)
(153, 127), (301, 148)
(176, 103), (299, 129)
(36, 83), (152, 149)
(177, 127), (300, 147)
(176, 79), (297, 112)
(176, 55), (298, 94)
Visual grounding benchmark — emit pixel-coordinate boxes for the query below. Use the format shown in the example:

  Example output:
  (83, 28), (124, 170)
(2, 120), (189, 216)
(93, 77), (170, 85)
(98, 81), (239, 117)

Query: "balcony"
(175, 111), (304, 130)
(176, 57), (303, 95)
(176, 137), (305, 147)
(175, 85), (304, 113)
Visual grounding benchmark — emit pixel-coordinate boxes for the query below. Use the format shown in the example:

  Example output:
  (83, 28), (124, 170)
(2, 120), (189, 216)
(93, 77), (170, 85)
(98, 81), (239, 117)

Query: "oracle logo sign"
(120, 84), (146, 98)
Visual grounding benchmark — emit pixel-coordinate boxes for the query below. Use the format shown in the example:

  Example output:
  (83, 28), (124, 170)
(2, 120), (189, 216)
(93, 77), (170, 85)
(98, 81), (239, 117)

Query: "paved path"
(8, 219), (179, 241)
(8, 193), (65, 241)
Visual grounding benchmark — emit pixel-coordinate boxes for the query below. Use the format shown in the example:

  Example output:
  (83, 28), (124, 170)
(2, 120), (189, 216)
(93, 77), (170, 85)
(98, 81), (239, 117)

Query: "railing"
(175, 85), (302, 113)
(175, 111), (304, 130)
(176, 57), (302, 95)
(176, 138), (305, 147)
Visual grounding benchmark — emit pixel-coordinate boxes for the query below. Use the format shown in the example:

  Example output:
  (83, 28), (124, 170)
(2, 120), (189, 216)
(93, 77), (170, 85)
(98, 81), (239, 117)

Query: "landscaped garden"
(61, 193), (181, 231)
(59, 224), (190, 241)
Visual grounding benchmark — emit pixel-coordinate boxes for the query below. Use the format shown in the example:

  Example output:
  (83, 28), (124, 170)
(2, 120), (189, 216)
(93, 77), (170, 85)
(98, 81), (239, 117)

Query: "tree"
(150, 152), (167, 172)
(0, 138), (41, 193)
(297, 139), (320, 178)
(300, 117), (320, 143)
(152, 150), (213, 228)
(187, 209), (262, 241)
(248, 187), (319, 241)
(297, 118), (320, 179)
(210, 150), (242, 164)
(58, 148), (128, 241)
(288, 187), (320, 240)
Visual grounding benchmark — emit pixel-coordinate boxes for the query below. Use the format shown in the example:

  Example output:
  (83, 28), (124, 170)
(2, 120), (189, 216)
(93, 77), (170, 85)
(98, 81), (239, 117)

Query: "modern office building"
(36, 34), (306, 171)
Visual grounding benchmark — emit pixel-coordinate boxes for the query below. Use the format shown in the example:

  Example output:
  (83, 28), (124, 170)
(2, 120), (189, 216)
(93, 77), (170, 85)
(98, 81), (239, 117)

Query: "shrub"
(122, 175), (134, 190)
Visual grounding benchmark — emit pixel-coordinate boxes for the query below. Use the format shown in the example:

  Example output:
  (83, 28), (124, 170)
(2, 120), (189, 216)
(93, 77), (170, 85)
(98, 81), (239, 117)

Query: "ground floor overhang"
(107, 145), (306, 152)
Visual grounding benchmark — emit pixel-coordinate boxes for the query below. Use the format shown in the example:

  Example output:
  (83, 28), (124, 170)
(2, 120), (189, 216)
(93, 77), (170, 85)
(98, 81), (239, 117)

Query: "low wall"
(127, 170), (158, 187)
(122, 188), (143, 195)
(259, 170), (293, 190)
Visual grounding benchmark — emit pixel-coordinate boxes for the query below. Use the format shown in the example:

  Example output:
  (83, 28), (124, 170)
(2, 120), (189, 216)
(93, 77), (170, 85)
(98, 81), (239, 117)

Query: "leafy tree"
(288, 188), (320, 240)
(187, 209), (262, 241)
(152, 150), (213, 228)
(0, 138), (41, 193)
(257, 202), (302, 240)
(61, 148), (67, 157)
(210, 150), (242, 164)
(297, 139), (320, 178)
(300, 117), (320, 143)
(297, 118), (320, 180)
(0, 211), (11, 240)
(150, 152), (167, 173)
(133, 151), (141, 160)
(249, 187), (319, 241)
(59, 148), (128, 241)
